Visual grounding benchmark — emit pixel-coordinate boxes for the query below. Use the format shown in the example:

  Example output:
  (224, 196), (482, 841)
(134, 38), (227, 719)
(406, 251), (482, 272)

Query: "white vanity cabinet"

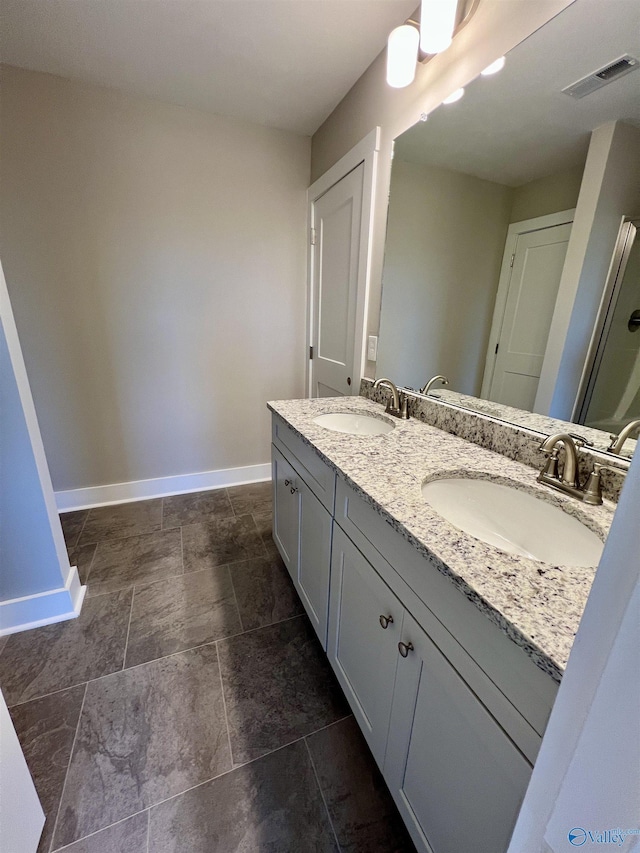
(271, 415), (335, 648)
(330, 476), (558, 853)
(269, 408), (559, 853)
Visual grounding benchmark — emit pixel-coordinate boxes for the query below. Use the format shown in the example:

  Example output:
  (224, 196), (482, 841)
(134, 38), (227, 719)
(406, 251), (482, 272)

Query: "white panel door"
(311, 163), (364, 397)
(488, 223), (572, 409)
(385, 612), (532, 853)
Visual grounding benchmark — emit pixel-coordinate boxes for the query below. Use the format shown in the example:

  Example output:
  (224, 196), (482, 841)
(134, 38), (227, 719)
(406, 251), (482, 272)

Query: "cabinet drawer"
(335, 477), (556, 750)
(272, 414), (335, 512)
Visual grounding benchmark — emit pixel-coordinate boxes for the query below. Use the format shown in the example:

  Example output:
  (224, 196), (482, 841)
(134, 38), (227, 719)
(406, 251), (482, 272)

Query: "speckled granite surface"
(430, 389), (636, 459)
(361, 379), (629, 503)
(268, 396), (616, 684)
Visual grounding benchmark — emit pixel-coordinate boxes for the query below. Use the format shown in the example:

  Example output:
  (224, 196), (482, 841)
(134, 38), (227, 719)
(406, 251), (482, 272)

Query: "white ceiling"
(395, 0), (640, 186)
(0, 0), (417, 136)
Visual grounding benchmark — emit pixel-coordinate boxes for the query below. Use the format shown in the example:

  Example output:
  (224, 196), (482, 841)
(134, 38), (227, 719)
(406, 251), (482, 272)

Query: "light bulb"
(420, 0), (457, 54)
(443, 87), (464, 104)
(481, 56), (506, 76)
(386, 25), (420, 88)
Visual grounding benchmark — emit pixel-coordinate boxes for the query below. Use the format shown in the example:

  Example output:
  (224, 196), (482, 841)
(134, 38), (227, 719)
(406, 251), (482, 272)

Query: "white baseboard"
(0, 566), (85, 636)
(55, 462), (272, 512)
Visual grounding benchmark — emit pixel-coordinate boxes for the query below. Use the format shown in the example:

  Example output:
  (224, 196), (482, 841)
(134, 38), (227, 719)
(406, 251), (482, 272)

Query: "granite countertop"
(268, 396), (616, 683)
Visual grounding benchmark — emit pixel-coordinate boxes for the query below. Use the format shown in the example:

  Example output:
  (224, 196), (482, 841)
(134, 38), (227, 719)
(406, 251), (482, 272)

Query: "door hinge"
(310, 228), (317, 246)
(510, 253), (515, 268)
(309, 346), (314, 360)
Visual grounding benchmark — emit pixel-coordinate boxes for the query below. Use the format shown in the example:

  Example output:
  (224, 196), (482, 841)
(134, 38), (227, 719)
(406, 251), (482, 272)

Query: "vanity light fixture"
(481, 56), (506, 76)
(443, 87), (465, 104)
(385, 0), (480, 89)
(387, 24), (421, 88)
(420, 0), (458, 54)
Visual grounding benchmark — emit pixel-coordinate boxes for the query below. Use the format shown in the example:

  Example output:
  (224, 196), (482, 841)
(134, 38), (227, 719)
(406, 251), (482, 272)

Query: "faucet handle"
(399, 393), (409, 420)
(539, 447), (560, 479)
(568, 433), (593, 448)
(582, 462), (627, 505)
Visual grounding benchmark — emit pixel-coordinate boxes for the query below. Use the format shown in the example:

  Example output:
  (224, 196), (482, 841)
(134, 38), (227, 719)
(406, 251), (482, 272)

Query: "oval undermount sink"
(313, 412), (394, 436)
(422, 478), (604, 567)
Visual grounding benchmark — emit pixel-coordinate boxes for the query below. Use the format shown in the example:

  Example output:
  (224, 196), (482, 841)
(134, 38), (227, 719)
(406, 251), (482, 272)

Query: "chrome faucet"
(607, 418), (640, 455)
(373, 378), (409, 419)
(420, 375), (449, 396)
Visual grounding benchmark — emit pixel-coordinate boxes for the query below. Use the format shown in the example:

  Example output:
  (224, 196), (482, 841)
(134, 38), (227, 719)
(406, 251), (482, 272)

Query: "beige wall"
(510, 164), (584, 224)
(377, 159), (511, 394)
(310, 0), (574, 379)
(0, 66), (310, 492)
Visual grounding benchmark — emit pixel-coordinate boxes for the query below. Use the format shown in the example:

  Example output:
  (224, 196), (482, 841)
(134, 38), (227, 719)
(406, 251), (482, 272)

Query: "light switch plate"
(367, 335), (378, 361)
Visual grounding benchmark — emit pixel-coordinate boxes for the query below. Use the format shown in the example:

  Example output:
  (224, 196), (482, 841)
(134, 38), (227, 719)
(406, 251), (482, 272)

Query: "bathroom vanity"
(269, 396), (614, 853)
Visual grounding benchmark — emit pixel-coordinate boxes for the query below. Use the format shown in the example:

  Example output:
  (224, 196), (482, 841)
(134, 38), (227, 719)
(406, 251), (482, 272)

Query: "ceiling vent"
(562, 55), (639, 99)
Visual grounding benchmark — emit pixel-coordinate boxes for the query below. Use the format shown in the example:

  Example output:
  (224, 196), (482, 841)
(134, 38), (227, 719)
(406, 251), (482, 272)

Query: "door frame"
(480, 208), (575, 399)
(306, 127), (381, 397)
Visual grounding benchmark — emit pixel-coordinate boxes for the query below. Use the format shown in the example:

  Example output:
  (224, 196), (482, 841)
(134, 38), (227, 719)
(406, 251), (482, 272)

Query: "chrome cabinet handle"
(284, 479), (291, 486)
(379, 614), (394, 629)
(290, 486), (298, 494)
(398, 641), (414, 658)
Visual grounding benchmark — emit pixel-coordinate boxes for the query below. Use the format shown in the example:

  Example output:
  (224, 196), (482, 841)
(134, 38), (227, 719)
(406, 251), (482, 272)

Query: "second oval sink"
(422, 478), (604, 567)
(313, 412), (394, 436)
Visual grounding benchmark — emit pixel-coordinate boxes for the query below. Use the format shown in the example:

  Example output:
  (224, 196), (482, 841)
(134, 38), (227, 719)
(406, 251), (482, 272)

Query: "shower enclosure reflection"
(579, 219), (640, 434)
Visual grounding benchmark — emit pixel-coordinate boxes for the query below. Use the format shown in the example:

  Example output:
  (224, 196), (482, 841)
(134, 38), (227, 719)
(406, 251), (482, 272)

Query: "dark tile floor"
(1, 483), (416, 853)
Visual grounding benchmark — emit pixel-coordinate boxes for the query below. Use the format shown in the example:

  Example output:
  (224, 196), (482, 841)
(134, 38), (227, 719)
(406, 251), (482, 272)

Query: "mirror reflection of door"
(580, 219), (640, 432)
(482, 213), (573, 410)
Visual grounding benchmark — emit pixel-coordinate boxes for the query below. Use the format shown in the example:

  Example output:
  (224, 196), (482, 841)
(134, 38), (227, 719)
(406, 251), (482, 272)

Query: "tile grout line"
(146, 808), (151, 853)
(214, 641), (235, 768)
(7, 610), (312, 708)
(137, 722), (348, 816)
(226, 714), (355, 776)
(226, 565), (244, 634)
(119, 611), (306, 673)
(50, 809), (150, 852)
(49, 715), (357, 850)
(304, 737), (343, 853)
(7, 680), (91, 711)
(82, 543), (98, 588)
(74, 509), (91, 550)
(48, 682), (89, 852)
(121, 588), (135, 670)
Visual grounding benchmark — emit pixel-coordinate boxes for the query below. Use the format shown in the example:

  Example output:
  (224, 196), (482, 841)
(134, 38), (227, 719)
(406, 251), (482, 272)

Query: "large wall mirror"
(376, 0), (640, 458)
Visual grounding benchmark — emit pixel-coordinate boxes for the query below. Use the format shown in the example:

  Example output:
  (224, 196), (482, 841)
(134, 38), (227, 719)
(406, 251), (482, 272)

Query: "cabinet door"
(385, 612), (532, 853)
(297, 481), (332, 648)
(328, 525), (403, 765)
(272, 446), (299, 578)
